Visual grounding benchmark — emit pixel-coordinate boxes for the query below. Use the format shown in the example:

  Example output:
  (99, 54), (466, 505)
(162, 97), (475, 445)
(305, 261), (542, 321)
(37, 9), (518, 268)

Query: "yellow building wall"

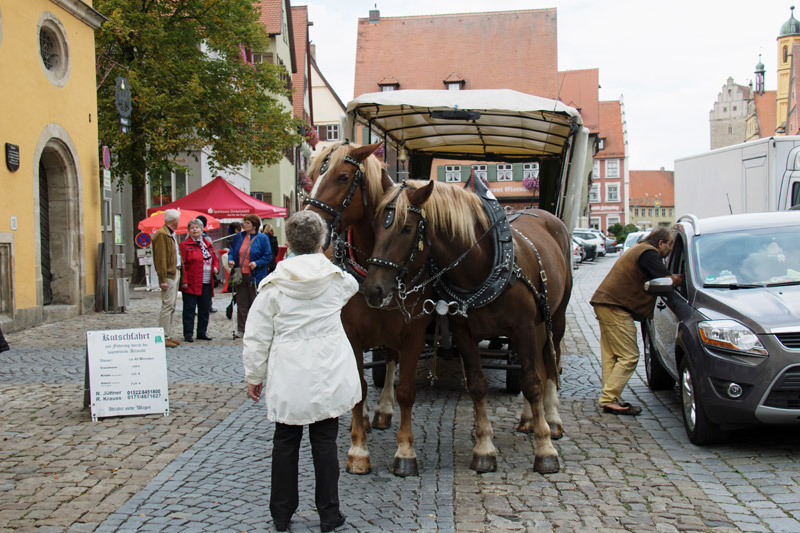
(777, 35), (800, 130)
(0, 0), (102, 327)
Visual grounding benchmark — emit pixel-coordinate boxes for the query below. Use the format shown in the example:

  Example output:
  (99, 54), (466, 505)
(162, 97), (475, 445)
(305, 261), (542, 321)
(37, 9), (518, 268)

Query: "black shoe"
(273, 519), (290, 532)
(210, 307), (218, 313)
(320, 512), (345, 532)
(196, 334), (212, 341)
(184, 336), (194, 343)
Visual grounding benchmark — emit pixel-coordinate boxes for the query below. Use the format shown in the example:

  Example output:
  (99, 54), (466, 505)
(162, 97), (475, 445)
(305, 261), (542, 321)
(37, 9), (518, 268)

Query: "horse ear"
(381, 167), (394, 192)
(408, 180), (435, 206)
(351, 142), (383, 162)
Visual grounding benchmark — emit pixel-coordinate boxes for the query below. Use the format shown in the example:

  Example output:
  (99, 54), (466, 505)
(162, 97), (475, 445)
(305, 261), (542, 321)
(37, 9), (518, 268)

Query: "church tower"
(777, 6), (800, 131)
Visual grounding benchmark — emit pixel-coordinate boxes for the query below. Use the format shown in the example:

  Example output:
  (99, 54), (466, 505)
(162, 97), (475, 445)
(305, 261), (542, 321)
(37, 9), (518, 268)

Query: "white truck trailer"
(674, 136), (800, 218)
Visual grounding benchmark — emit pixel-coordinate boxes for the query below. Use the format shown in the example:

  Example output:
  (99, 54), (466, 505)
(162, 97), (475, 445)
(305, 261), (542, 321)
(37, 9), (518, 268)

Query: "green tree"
(95, 0), (302, 234)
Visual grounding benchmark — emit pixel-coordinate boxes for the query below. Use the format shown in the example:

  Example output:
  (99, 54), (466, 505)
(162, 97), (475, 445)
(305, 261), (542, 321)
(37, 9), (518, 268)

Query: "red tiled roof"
(377, 74), (400, 86)
(597, 101), (624, 158)
(255, 0), (283, 34)
(354, 9), (558, 100)
(291, 6), (309, 121)
(629, 170), (674, 207)
(557, 69), (599, 133)
(755, 90), (777, 137)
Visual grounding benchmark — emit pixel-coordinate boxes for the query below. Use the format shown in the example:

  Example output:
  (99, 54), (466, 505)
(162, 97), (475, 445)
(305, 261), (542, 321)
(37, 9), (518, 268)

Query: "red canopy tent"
(146, 176), (287, 220)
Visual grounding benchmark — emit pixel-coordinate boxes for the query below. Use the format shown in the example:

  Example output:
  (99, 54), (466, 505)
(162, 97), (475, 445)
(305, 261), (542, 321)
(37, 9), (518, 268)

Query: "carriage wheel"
(371, 348), (387, 388)
(506, 351), (521, 395)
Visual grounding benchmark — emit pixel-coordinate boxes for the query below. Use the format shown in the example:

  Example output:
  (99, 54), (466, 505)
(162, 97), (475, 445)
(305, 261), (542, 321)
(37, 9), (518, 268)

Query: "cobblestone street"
(2, 255), (800, 532)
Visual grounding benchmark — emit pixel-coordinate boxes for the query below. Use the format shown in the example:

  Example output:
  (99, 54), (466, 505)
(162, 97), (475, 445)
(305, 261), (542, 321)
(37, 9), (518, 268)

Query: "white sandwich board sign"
(85, 328), (170, 421)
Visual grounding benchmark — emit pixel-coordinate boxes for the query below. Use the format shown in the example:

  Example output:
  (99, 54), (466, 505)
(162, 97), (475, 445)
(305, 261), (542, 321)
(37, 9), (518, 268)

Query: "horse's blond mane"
(377, 180), (490, 245)
(307, 142), (385, 205)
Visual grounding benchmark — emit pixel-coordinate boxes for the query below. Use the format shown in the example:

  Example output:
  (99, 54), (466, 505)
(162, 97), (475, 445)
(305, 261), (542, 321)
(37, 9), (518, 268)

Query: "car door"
(651, 235), (689, 374)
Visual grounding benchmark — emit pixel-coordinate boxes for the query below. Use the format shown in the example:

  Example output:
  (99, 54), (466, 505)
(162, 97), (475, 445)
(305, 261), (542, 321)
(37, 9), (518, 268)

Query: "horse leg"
(392, 344), (422, 477)
(347, 347), (371, 475)
(517, 327), (559, 474)
(372, 350), (397, 429)
(454, 330), (497, 473)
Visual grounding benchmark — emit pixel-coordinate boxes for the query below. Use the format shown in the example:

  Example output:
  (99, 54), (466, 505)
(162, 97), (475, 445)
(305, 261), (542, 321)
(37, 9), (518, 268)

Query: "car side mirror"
(644, 277), (674, 295)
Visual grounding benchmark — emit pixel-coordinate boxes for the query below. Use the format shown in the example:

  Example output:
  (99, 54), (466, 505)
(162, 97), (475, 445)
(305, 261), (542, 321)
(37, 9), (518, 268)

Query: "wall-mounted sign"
(5, 143), (19, 172)
(135, 232), (152, 248)
(102, 146), (111, 170)
(85, 328), (170, 421)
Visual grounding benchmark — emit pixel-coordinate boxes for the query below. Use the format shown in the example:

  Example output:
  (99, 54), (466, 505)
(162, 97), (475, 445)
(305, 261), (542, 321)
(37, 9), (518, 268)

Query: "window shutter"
(513, 163), (524, 180)
(318, 125), (327, 141)
(437, 165), (445, 181)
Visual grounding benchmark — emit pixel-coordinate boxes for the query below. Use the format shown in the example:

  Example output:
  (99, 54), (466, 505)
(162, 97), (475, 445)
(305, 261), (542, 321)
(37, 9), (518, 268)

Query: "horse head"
(364, 181), (435, 308)
(304, 141), (385, 248)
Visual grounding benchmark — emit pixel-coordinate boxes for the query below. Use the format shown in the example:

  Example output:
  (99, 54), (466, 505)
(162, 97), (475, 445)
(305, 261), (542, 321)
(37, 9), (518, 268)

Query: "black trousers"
(182, 283), (212, 338)
(270, 417), (340, 525)
(235, 274), (257, 333)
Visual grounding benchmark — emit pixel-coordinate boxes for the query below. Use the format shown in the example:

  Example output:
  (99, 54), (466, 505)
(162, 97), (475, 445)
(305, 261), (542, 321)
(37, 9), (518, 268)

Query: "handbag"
(225, 297), (234, 319)
(229, 235), (254, 288)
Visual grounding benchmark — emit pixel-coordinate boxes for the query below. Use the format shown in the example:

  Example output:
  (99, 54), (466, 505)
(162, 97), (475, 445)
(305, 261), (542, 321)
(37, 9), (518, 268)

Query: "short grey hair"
(285, 211), (326, 255)
(164, 209), (181, 223)
(187, 218), (204, 231)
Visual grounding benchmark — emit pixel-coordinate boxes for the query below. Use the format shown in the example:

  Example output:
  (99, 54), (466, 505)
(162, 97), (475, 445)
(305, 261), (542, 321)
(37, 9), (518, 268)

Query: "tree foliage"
(95, 0), (302, 204)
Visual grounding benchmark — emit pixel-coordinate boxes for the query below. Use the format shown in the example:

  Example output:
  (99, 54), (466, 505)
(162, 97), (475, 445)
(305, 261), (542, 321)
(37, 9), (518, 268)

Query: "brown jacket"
(590, 242), (659, 321)
(152, 225), (180, 283)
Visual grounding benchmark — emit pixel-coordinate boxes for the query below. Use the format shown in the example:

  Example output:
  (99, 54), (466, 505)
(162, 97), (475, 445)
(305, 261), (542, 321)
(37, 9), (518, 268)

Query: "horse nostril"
(367, 286), (384, 307)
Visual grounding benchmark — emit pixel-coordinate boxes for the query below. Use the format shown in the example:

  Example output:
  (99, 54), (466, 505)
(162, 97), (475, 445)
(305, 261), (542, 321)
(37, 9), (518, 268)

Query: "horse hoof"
(550, 424), (564, 440)
(371, 412), (392, 429)
(471, 454), (497, 473)
(392, 457), (419, 477)
(346, 455), (371, 475)
(533, 455), (560, 474)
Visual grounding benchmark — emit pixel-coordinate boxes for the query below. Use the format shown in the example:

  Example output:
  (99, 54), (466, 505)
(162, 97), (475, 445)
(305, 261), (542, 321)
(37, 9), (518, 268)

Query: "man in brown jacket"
(590, 226), (681, 415)
(152, 209), (183, 348)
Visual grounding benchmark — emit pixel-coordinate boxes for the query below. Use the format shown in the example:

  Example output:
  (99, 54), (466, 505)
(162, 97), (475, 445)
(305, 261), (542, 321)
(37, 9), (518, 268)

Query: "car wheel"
(643, 325), (675, 390)
(679, 358), (728, 445)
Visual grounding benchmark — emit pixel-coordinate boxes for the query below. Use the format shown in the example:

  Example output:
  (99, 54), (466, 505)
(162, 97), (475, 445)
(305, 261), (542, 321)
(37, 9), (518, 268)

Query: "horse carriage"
(304, 89), (588, 476)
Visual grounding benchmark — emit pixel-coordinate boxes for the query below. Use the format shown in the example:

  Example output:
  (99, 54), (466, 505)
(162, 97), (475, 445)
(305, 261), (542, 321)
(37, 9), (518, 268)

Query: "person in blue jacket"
(228, 214), (272, 337)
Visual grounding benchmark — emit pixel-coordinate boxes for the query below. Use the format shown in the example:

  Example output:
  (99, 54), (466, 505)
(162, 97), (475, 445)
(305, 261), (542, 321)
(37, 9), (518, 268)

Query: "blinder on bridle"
(367, 183), (430, 281)
(303, 140), (369, 248)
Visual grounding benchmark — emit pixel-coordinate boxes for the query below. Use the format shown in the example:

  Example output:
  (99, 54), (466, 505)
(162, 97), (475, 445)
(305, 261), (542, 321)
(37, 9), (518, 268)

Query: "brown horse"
(304, 142), (433, 476)
(362, 179), (572, 474)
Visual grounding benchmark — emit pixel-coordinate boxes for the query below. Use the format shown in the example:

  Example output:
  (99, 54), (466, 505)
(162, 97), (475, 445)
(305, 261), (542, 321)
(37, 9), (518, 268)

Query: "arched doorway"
(37, 140), (80, 307)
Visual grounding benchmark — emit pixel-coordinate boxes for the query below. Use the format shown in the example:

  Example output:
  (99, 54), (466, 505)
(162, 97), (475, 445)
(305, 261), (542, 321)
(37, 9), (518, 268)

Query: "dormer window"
(378, 74), (400, 92)
(443, 72), (465, 91)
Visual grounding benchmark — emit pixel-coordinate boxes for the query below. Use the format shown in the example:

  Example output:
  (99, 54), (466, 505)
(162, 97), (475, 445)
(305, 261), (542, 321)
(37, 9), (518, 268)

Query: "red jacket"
(179, 237), (219, 295)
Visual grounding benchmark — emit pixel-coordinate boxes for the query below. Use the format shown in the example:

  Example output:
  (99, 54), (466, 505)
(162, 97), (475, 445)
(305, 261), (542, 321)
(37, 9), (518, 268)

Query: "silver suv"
(643, 212), (800, 444)
(573, 229), (606, 256)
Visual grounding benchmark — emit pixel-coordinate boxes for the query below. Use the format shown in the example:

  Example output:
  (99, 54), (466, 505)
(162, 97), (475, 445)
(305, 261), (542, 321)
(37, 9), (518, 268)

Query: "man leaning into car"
(590, 226), (682, 415)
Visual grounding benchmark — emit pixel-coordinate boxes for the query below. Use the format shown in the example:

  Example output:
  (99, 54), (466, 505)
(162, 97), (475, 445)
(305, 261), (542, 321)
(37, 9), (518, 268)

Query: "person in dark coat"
(228, 214), (272, 337)
(263, 223), (280, 273)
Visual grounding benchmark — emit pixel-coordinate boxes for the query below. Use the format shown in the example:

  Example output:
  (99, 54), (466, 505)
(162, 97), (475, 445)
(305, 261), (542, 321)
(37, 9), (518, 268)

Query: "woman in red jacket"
(180, 219), (220, 342)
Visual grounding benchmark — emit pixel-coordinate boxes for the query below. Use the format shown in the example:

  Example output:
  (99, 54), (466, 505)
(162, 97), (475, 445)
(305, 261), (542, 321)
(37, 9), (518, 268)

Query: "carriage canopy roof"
(344, 89), (584, 160)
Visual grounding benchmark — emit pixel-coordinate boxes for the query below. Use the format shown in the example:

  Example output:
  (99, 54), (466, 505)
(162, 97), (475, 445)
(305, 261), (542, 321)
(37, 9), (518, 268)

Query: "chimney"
(369, 5), (380, 23)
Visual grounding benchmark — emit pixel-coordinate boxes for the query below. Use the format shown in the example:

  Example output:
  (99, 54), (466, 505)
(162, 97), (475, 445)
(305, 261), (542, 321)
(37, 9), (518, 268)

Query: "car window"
(693, 226), (800, 286)
(667, 236), (687, 298)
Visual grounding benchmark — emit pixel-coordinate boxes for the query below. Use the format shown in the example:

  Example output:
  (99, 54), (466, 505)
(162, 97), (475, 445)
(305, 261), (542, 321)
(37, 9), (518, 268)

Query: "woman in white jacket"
(243, 211), (360, 532)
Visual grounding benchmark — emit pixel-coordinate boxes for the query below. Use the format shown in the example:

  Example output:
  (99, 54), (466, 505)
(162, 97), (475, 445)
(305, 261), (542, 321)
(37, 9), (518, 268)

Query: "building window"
(606, 184), (619, 202)
(590, 217), (600, 229)
(589, 184), (599, 202)
(252, 192), (264, 201)
(445, 165), (461, 182)
(446, 82), (461, 91)
(733, 106), (737, 111)
(473, 165), (487, 181)
(785, 45), (789, 63)
(669, 208), (673, 216)
(317, 124), (340, 142)
(648, 208), (653, 216)
(605, 159), (619, 178)
(634, 208), (639, 216)
(523, 162), (539, 183)
(37, 13), (70, 87)
(381, 85), (396, 92)
(728, 125), (733, 134)
(723, 107), (727, 112)
(607, 215), (620, 227)
(593, 159), (600, 177)
(497, 164), (513, 181)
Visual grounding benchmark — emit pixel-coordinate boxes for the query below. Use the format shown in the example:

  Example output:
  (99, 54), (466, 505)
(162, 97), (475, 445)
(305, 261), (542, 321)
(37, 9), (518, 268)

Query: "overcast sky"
(300, 0), (792, 171)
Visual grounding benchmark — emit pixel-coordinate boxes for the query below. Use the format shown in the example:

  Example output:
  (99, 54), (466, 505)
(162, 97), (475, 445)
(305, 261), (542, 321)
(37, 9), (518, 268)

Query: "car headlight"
(697, 320), (768, 356)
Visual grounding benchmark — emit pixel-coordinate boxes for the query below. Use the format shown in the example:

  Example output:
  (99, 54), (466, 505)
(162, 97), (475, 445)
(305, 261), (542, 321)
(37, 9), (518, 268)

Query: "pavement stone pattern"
(1, 260), (800, 532)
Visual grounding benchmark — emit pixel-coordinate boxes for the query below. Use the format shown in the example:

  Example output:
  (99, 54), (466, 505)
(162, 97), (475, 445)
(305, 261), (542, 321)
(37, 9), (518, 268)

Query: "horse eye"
(338, 173), (349, 182)
(401, 225), (413, 234)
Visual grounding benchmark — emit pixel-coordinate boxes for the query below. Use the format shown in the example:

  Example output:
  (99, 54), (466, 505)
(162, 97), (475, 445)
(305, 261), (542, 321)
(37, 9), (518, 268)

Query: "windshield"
(693, 226), (800, 287)
(624, 232), (643, 248)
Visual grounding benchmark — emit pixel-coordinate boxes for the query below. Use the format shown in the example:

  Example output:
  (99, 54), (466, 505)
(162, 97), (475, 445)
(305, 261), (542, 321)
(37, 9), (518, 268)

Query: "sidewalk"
(2, 259), (800, 532)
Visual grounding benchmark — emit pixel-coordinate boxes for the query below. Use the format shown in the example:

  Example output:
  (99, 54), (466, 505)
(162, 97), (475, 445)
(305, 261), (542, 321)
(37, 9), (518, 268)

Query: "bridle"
(367, 183), (430, 282)
(303, 141), (368, 250)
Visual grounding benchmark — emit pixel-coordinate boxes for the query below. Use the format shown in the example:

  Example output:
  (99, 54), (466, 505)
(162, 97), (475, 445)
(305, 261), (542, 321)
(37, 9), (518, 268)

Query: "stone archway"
(36, 138), (80, 308)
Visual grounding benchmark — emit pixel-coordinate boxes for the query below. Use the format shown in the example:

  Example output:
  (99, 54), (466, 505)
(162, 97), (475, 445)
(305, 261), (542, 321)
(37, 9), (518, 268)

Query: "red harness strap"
(347, 227), (368, 278)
